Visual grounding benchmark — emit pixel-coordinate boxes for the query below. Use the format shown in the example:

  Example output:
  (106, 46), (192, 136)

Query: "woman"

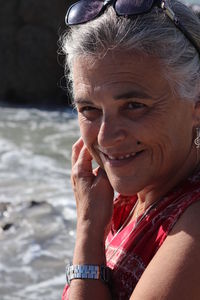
(61, 0), (200, 299)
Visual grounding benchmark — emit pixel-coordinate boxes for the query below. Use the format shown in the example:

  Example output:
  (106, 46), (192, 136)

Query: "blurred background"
(0, 1), (199, 299)
(0, 0), (72, 108)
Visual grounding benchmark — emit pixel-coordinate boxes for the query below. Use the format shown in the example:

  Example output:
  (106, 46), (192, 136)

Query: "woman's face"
(73, 51), (197, 195)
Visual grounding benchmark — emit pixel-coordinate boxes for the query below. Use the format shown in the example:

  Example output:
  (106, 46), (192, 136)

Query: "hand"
(71, 138), (114, 238)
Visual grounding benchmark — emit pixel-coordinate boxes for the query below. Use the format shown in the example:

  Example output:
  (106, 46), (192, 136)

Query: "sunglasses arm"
(160, 1), (200, 56)
(160, 1), (178, 22)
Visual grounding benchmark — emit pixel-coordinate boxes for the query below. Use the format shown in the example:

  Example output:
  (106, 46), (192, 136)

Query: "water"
(0, 107), (80, 300)
(1, 2), (200, 298)
(185, 0), (200, 4)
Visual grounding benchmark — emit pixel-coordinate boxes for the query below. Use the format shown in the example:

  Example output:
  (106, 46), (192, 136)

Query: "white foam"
(0, 107), (78, 299)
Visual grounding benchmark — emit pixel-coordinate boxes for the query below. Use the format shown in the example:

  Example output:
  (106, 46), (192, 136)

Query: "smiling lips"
(99, 150), (140, 162)
(106, 152), (137, 161)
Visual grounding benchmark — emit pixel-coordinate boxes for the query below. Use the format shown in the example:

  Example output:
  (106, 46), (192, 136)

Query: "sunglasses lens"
(115, 0), (155, 15)
(66, 0), (104, 25)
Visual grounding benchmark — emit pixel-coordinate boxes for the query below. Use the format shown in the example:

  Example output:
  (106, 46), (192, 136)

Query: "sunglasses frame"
(65, 0), (200, 56)
(65, 0), (156, 25)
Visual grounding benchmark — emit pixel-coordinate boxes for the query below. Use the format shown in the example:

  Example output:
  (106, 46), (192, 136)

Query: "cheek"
(145, 125), (187, 168)
(135, 119), (176, 163)
(133, 119), (165, 147)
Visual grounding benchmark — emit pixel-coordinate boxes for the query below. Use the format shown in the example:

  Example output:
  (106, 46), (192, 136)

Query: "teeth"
(107, 152), (136, 160)
(108, 156), (116, 160)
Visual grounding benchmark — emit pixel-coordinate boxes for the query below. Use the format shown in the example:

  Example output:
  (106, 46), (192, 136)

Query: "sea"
(185, 0), (200, 4)
(1, 1), (200, 299)
(0, 107), (80, 300)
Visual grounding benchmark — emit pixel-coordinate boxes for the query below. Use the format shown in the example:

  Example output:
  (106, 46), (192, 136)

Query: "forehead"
(72, 50), (170, 99)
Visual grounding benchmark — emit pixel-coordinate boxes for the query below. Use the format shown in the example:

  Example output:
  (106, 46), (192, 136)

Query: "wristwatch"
(66, 264), (111, 285)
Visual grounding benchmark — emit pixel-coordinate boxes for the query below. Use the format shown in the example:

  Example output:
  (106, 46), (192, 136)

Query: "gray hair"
(61, 0), (200, 101)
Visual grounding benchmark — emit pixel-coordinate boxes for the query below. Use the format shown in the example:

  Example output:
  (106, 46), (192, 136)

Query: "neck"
(136, 150), (199, 214)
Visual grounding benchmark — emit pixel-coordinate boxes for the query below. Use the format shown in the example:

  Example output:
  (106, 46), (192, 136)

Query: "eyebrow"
(113, 90), (152, 100)
(74, 99), (93, 105)
(74, 90), (152, 104)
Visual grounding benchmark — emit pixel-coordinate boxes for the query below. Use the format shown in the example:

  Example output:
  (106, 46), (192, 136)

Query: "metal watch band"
(66, 264), (111, 285)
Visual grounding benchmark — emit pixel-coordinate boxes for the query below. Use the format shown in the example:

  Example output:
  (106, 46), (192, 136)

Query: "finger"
(77, 145), (93, 174)
(71, 137), (84, 167)
(71, 145), (94, 188)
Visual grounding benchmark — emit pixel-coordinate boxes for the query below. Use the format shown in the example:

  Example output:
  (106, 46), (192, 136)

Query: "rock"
(29, 200), (46, 208)
(14, 25), (60, 103)
(19, 0), (67, 31)
(2, 223), (13, 231)
(0, 27), (17, 99)
(0, 0), (72, 107)
(1, 1), (198, 108)
(0, 0), (18, 26)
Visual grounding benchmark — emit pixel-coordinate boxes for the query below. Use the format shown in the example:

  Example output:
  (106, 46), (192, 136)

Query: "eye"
(78, 106), (101, 120)
(79, 106), (97, 112)
(126, 102), (146, 110)
(81, 106), (95, 111)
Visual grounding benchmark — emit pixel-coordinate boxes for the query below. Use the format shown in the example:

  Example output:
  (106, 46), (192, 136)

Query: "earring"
(194, 127), (200, 148)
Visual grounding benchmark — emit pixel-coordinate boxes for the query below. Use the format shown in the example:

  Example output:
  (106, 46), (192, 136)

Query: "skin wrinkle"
(75, 89), (153, 106)
(63, 4), (200, 299)
(64, 3), (200, 101)
(75, 79), (163, 103)
(76, 93), (169, 125)
(148, 110), (187, 179)
(73, 50), (197, 204)
(74, 63), (175, 113)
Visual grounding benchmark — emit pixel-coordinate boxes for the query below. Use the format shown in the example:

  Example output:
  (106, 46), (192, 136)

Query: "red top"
(62, 170), (200, 299)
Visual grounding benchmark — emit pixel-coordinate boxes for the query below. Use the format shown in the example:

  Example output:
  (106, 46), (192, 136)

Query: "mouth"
(99, 150), (144, 167)
(106, 152), (137, 160)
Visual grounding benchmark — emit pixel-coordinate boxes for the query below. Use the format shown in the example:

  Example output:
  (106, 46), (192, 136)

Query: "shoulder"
(171, 199), (200, 238)
(130, 200), (200, 300)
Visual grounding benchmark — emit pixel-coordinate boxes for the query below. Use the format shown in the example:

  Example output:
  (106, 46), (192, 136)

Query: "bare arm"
(69, 225), (112, 299)
(69, 138), (200, 300)
(130, 201), (200, 300)
(69, 138), (113, 300)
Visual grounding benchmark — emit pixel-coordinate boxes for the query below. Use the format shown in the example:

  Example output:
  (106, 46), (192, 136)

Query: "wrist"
(73, 226), (106, 265)
(66, 264), (111, 286)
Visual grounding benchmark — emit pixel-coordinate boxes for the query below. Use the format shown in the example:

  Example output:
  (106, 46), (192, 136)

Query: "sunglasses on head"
(65, 0), (200, 55)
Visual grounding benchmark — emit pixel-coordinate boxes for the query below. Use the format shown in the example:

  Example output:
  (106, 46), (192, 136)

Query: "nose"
(97, 116), (127, 148)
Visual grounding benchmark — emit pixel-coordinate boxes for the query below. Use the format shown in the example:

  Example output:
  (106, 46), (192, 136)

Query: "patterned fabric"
(62, 170), (200, 300)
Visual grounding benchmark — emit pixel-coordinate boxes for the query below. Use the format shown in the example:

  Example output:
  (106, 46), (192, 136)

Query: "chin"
(109, 177), (141, 196)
